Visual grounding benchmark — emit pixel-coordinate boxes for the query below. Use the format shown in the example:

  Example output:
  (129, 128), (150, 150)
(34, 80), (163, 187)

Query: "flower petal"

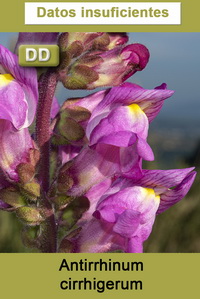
(89, 104), (149, 146)
(63, 145), (120, 196)
(0, 120), (34, 181)
(113, 209), (141, 238)
(15, 32), (59, 52)
(90, 83), (174, 124)
(0, 75), (28, 129)
(96, 186), (160, 224)
(51, 96), (60, 119)
(74, 218), (115, 253)
(157, 171), (197, 214)
(127, 236), (143, 253)
(137, 167), (195, 189)
(0, 45), (38, 126)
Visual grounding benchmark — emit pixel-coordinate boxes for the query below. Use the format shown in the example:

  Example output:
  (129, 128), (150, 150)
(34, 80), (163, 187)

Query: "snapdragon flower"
(56, 83), (174, 196)
(73, 168), (196, 253)
(0, 45), (39, 182)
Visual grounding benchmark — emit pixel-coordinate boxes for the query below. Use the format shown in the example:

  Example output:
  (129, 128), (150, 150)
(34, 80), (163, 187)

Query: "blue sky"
(0, 32), (200, 125)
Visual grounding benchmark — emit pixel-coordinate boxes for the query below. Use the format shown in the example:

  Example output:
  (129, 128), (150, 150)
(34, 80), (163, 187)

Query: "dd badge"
(19, 45), (59, 67)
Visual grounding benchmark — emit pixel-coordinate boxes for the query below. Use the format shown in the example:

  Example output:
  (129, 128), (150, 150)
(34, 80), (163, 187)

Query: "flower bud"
(17, 163), (35, 184)
(16, 206), (44, 226)
(92, 32), (128, 51)
(0, 187), (26, 208)
(58, 32), (103, 52)
(62, 65), (99, 89)
(63, 43), (149, 89)
(21, 181), (40, 198)
(52, 105), (91, 145)
(57, 162), (74, 193)
(53, 194), (73, 210)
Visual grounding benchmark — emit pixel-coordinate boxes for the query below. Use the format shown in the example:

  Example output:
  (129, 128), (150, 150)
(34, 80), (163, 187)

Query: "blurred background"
(0, 32), (200, 252)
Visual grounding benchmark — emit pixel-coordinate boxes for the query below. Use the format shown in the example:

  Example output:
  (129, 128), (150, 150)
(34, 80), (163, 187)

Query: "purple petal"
(51, 96), (60, 119)
(65, 145), (120, 196)
(121, 43), (150, 80)
(119, 145), (143, 177)
(15, 32), (59, 52)
(96, 186), (159, 224)
(89, 104), (149, 146)
(90, 84), (174, 124)
(74, 218), (115, 253)
(80, 178), (112, 223)
(107, 33), (128, 49)
(62, 90), (107, 113)
(0, 75), (28, 129)
(0, 200), (12, 210)
(127, 236), (143, 253)
(113, 209), (141, 238)
(59, 145), (82, 165)
(0, 45), (38, 126)
(138, 168), (195, 189)
(157, 171), (197, 214)
(137, 137), (154, 161)
(0, 120), (34, 181)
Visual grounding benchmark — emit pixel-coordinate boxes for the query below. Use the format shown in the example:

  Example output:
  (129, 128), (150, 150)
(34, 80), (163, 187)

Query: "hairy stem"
(36, 69), (58, 253)
(36, 70), (58, 192)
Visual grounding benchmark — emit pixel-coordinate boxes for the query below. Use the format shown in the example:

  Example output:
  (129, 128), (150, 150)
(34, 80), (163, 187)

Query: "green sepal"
(54, 194), (74, 210)
(16, 207), (44, 226)
(17, 163), (35, 184)
(50, 148), (61, 183)
(72, 64), (99, 84)
(57, 116), (85, 142)
(21, 182), (40, 198)
(60, 105), (91, 122)
(63, 76), (87, 90)
(92, 33), (110, 50)
(67, 41), (84, 58)
(57, 162), (74, 193)
(51, 134), (70, 146)
(0, 187), (26, 208)
(61, 196), (90, 229)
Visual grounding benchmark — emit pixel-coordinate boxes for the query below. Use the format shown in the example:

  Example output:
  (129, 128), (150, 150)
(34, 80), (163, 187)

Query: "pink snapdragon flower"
(73, 168), (196, 253)
(58, 83), (174, 196)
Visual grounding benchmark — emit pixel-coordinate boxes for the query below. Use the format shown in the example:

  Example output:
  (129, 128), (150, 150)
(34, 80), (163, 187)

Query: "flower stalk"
(36, 70), (58, 192)
(35, 70), (58, 252)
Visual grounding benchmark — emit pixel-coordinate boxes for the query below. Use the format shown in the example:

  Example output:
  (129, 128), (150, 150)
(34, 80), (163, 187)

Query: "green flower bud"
(53, 194), (73, 210)
(63, 65), (99, 90)
(57, 116), (85, 142)
(52, 105), (91, 146)
(60, 104), (91, 122)
(16, 207), (44, 226)
(0, 187), (26, 208)
(21, 181), (40, 198)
